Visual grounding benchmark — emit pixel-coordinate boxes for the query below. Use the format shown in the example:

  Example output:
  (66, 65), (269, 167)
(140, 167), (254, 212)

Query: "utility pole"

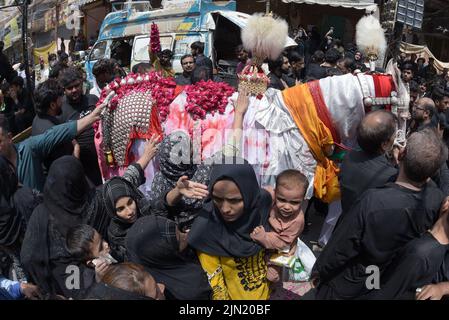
(55, 0), (59, 51)
(22, 0), (34, 103)
(265, 0), (270, 15)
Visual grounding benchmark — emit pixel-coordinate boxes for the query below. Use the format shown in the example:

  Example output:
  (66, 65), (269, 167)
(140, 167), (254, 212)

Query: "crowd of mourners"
(1, 25), (449, 300)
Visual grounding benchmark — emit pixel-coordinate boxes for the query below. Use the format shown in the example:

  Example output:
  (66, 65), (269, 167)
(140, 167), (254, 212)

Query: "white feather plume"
(241, 13), (288, 61)
(355, 15), (387, 60)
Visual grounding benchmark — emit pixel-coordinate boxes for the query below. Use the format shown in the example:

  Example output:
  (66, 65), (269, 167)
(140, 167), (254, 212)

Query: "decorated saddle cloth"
(94, 72), (175, 193)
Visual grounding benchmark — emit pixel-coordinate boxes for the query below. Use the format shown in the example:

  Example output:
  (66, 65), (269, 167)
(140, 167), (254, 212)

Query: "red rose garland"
(184, 80), (235, 120)
(95, 76), (235, 130)
(95, 71), (177, 126)
(150, 22), (161, 54)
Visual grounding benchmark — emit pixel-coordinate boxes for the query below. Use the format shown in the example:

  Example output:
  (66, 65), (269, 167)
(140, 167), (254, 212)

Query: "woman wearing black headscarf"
(150, 130), (211, 231)
(20, 137), (158, 298)
(126, 215), (212, 300)
(0, 155), (41, 280)
(188, 158), (272, 300)
(20, 156), (90, 296)
(102, 177), (151, 262)
(101, 132), (209, 262)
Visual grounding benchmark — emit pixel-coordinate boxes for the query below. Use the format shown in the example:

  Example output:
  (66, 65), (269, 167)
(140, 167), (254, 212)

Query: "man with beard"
(235, 45), (249, 75)
(288, 51), (305, 83)
(410, 97), (437, 134)
(0, 94), (108, 192)
(59, 67), (102, 186)
(431, 87), (449, 151)
(0, 41), (17, 83)
(8, 76), (34, 133)
(31, 79), (74, 171)
(267, 54), (295, 90)
(149, 48), (175, 78)
(311, 129), (447, 300)
(191, 41), (213, 79)
(90, 59), (115, 97)
(175, 54), (195, 85)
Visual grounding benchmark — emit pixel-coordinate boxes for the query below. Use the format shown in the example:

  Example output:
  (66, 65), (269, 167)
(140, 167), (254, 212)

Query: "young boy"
(251, 169), (308, 282)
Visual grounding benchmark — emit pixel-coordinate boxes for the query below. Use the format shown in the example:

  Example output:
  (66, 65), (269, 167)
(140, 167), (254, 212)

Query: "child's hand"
(94, 259), (110, 283)
(250, 226), (266, 242)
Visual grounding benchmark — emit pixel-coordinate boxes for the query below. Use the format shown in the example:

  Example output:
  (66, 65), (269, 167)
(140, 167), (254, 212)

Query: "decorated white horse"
(93, 13), (409, 204)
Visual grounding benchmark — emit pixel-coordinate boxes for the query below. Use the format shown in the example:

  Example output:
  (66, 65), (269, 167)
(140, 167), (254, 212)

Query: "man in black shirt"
(410, 97), (437, 134)
(32, 79), (73, 170)
(8, 76), (34, 133)
(312, 128), (448, 300)
(59, 67), (102, 185)
(0, 41), (17, 84)
(305, 50), (327, 80)
(190, 41), (213, 78)
(267, 54), (295, 90)
(339, 110), (398, 214)
(431, 87), (449, 150)
(366, 205), (449, 300)
(175, 54), (195, 85)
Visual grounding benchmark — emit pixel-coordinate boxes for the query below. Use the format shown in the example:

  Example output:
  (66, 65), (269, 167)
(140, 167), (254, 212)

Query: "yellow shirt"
(197, 250), (270, 300)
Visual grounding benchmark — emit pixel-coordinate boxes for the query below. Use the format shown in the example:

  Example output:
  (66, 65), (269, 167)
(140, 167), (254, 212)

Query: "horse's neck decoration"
(239, 13), (288, 97)
(356, 13), (387, 72)
(95, 72), (175, 170)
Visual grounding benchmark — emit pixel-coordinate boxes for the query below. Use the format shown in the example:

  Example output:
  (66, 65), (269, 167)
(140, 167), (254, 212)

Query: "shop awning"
(281, 0), (377, 11)
(205, 11), (298, 47)
(400, 42), (449, 72)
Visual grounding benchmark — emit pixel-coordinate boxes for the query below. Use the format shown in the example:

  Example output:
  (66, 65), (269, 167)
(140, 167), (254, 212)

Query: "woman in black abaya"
(20, 146), (154, 297)
(126, 215), (212, 300)
(0, 155), (41, 281)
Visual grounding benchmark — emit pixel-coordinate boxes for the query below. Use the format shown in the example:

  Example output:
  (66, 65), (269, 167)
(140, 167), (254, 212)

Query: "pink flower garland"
(150, 22), (161, 54)
(184, 80), (235, 120)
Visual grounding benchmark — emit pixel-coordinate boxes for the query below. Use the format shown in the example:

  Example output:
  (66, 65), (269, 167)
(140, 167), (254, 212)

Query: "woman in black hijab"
(0, 155), (41, 280)
(126, 215), (212, 300)
(20, 139), (157, 297)
(188, 158), (272, 300)
(102, 177), (152, 262)
(20, 156), (92, 297)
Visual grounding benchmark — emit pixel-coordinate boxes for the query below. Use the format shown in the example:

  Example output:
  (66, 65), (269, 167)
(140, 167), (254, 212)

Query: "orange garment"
(282, 83), (340, 203)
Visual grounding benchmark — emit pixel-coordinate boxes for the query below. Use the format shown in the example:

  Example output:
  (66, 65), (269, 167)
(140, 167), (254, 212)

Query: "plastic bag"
(286, 238), (317, 282)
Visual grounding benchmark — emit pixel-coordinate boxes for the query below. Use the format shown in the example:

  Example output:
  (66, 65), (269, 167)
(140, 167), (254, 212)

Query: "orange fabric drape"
(282, 83), (341, 203)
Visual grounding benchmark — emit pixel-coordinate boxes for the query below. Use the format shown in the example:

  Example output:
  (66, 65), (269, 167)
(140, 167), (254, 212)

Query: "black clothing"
(0, 52), (16, 83)
(0, 156), (24, 248)
(267, 73), (295, 90)
(61, 94), (102, 185)
(126, 215), (212, 300)
(188, 158), (271, 258)
(102, 177), (152, 262)
(194, 54), (213, 78)
(339, 150), (397, 214)
(85, 282), (153, 300)
(68, 39), (75, 53)
(366, 232), (448, 300)
(31, 114), (73, 171)
(20, 157), (89, 296)
(305, 63), (327, 80)
(31, 114), (61, 136)
(43, 156), (89, 238)
(175, 72), (192, 85)
(9, 88), (34, 133)
(313, 182), (444, 300)
(20, 156), (112, 296)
